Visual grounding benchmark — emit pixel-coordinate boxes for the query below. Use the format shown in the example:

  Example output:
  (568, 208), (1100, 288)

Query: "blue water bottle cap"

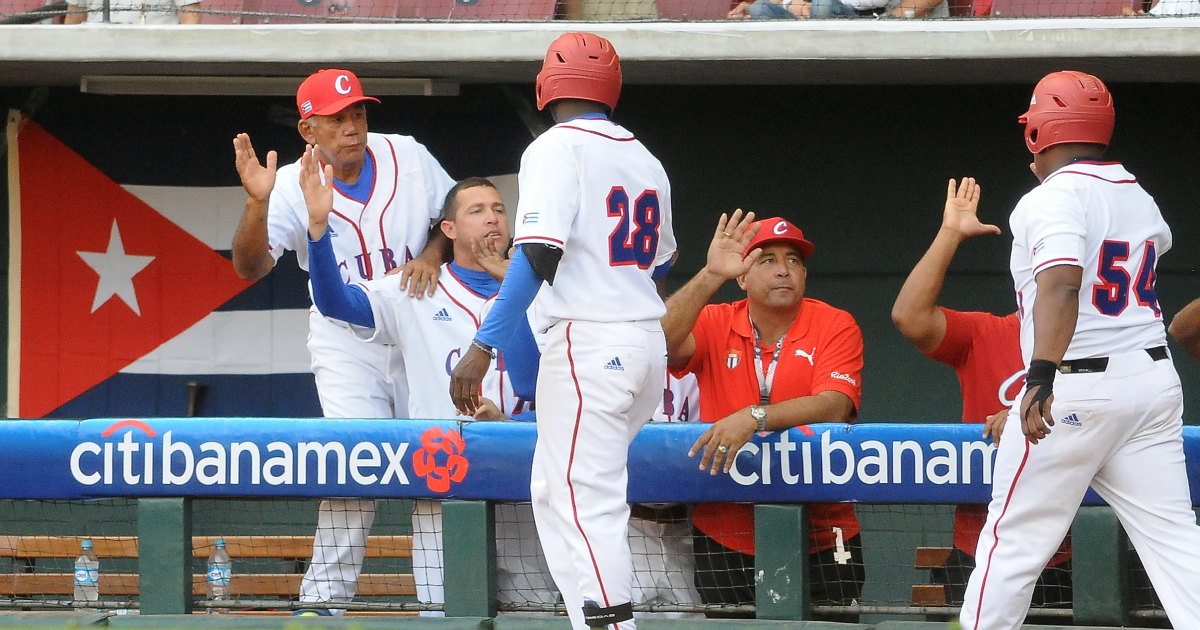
(81, 540), (93, 549)
(215, 539), (226, 548)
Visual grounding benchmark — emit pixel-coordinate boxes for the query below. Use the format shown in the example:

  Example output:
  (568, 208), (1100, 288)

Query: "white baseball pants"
(301, 310), (408, 611)
(411, 500), (559, 612)
(961, 349), (1200, 630)
(531, 320), (667, 630)
(628, 515), (703, 619)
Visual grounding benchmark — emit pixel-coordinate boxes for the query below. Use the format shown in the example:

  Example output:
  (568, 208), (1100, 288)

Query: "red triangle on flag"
(9, 118), (254, 418)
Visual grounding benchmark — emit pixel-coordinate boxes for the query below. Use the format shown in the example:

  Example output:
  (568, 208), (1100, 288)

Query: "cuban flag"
(6, 114), (320, 419)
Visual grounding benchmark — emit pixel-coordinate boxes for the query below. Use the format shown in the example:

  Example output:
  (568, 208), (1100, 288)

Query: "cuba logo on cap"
(773, 220), (788, 235)
(334, 75), (352, 95)
(301, 101), (313, 115)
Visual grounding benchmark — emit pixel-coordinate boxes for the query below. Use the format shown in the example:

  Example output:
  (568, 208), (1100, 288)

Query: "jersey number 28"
(1093, 239), (1160, 317)
(606, 187), (661, 269)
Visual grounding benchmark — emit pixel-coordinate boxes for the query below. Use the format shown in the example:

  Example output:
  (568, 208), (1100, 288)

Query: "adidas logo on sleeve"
(432, 308), (452, 322)
(604, 357), (624, 371)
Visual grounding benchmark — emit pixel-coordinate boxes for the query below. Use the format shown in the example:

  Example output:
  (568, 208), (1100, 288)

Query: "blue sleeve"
(651, 259), (672, 281)
(476, 246), (543, 352)
(308, 228), (374, 329)
(501, 317), (541, 401)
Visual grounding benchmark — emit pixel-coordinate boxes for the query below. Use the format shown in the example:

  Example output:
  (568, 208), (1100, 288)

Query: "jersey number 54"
(1093, 239), (1160, 317)
(606, 187), (661, 270)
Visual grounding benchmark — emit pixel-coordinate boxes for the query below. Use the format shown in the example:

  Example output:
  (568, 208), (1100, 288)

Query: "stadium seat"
(0, 535), (415, 606)
(986, 0), (1139, 16)
(199, 0), (244, 23)
(0, 0), (54, 18)
(392, 0), (555, 20)
(656, 0), (729, 19)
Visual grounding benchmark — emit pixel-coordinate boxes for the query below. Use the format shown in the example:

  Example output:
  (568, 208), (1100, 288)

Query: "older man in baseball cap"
(229, 69), (456, 614)
(661, 211), (866, 622)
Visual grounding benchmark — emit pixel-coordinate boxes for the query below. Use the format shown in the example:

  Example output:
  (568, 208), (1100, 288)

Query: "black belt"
(1058, 346), (1168, 375)
(630, 504), (689, 523)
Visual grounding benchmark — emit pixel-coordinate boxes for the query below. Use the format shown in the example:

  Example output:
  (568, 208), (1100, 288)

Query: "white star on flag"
(77, 219), (155, 315)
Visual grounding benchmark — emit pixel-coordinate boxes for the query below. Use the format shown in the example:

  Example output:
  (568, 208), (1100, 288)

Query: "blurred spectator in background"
(663, 211), (865, 622)
(63, 0), (201, 22)
(1149, 0), (1200, 13)
(729, 0), (946, 19)
(891, 178), (1072, 609)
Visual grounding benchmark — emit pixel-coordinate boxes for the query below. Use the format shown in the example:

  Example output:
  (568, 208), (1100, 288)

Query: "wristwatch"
(749, 405), (768, 432)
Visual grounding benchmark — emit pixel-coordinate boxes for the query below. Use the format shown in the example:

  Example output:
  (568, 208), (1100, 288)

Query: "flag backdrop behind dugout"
(6, 112), (322, 418)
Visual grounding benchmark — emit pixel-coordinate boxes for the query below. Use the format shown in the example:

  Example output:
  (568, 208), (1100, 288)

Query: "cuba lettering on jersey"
(513, 118), (676, 330)
(1010, 162), (1170, 363)
(266, 132), (455, 281)
(349, 264), (518, 418)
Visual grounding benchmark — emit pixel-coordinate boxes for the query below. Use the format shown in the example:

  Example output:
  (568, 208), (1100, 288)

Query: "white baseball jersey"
(349, 264), (519, 417)
(1009, 162), (1170, 363)
(513, 118), (676, 330)
(268, 132), (454, 280)
(653, 372), (700, 423)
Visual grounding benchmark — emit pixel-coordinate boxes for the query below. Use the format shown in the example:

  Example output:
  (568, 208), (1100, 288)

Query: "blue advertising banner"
(1, 418), (1197, 505)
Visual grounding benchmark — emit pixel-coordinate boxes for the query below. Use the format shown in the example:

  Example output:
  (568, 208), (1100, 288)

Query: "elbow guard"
(522, 243), (563, 285)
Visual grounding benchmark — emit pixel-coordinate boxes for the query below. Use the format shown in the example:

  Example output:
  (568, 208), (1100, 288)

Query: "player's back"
(1011, 162), (1170, 362)
(514, 118), (676, 330)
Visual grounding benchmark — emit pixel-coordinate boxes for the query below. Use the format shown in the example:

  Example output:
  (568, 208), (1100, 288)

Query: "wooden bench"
(911, 546), (953, 607)
(0, 535), (414, 603)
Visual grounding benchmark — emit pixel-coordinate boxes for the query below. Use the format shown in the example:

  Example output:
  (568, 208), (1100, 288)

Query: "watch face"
(751, 407), (765, 419)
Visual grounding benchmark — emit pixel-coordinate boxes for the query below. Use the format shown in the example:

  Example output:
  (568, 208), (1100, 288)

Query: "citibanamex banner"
(2, 419), (1198, 504)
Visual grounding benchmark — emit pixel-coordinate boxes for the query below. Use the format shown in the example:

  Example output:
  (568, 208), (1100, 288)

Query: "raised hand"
(233, 133), (277, 202)
(299, 145), (334, 241)
(942, 178), (1000, 240)
(472, 237), (511, 282)
(706, 209), (761, 280)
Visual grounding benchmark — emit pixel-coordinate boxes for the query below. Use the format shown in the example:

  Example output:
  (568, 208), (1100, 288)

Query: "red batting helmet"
(535, 32), (622, 112)
(1019, 71), (1114, 154)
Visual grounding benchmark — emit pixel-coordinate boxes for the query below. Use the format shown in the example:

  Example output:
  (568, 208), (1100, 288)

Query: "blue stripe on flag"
(214, 250), (313, 312)
(47, 373), (322, 419)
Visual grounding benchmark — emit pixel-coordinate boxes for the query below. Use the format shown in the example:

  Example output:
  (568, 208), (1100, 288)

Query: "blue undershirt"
(309, 227), (374, 328)
(334, 151), (375, 205)
(448, 262), (499, 297)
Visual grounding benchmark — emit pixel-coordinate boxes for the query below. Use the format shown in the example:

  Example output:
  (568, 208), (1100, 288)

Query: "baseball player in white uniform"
(960, 71), (1200, 630)
(449, 33), (676, 630)
(297, 165), (556, 613)
(231, 69), (455, 613)
(630, 372), (702, 619)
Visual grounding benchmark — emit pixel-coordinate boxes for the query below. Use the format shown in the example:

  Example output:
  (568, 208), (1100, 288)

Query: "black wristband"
(1026, 359), (1058, 387)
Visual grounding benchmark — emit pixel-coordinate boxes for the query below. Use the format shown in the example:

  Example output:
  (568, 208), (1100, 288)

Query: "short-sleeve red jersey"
(672, 298), (862, 555)
(923, 308), (1069, 564)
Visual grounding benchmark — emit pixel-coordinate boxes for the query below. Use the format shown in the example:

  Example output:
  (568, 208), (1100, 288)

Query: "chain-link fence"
(2, 0), (1195, 25)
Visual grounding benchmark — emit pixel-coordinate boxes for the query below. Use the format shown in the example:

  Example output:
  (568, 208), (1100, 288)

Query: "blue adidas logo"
(1061, 413), (1081, 427)
(432, 308), (452, 322)
(604, 357), (624, 371)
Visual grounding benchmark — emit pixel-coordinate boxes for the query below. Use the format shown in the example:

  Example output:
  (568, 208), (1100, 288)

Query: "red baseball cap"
(296, 69), (380, 120)
(745, 218), (815, 260)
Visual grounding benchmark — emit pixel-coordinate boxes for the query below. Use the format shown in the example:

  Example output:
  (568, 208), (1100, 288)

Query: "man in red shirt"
(891, 178), (1070, 608)
(663, 211), (864, 622)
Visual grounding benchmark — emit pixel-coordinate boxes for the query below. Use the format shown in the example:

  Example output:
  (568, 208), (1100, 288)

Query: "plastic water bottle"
(205, 539), (232, 613)
(73, 540), (99, 611)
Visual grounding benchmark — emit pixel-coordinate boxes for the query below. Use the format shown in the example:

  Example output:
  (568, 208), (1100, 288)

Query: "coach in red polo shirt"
(663, 211), (864, 622)
(892, 178), (1070, 609)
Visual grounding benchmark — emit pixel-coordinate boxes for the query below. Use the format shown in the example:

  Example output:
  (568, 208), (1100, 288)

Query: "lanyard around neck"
(751, 319), (784, 406)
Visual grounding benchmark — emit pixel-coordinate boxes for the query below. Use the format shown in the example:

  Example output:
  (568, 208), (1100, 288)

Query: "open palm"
(299, 145), (334, 240)
(942, 177), (1000, 239)
(233, 133), (277, 202)
(706, 209), (761, 280)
